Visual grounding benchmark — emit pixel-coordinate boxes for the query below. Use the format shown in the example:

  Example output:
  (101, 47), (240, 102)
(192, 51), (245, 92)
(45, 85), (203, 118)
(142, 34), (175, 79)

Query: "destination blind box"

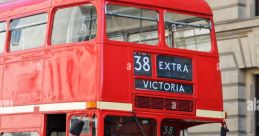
(134, 52), (193, 95)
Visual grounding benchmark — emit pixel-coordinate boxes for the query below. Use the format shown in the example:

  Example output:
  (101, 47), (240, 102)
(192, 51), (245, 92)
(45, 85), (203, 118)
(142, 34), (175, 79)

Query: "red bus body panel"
(0, 0), (224, 135)
(0, 0), (212, 16)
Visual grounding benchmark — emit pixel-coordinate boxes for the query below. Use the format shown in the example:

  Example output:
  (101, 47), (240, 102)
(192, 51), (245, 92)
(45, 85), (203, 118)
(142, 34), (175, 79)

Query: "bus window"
(164, 12), (211, 52)
(104, 116), (156, 136)
(106, 4), (159, 45)
(0, 22), (6, 53)
(50, 132), (65, 136)
(69, 116), (96, 136)
(161, 122), (177, 136)
(51, 4), (97, 45)
(1, 132), (39, 136)
(10, 13), (47, 52)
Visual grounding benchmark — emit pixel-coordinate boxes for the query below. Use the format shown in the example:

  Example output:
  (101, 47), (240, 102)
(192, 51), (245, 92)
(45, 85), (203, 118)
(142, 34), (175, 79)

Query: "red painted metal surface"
(1, 114), (42, 130)
(0, 0), (224, 135)
(112, 0), (212, 15)
(43, 44), (100, 103)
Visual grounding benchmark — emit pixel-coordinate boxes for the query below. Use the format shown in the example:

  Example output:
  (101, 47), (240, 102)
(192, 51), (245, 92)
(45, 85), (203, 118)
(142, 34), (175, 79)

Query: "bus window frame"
(102, 112), (159, 136)
(162, 9), (218, 56)
(0, 130), (40, 136)
(47, 1), (98, 48)
(5, 8), (50, 56)
(67, 112), (97, 136)
(0, 19), (7, 55)
(104, 1), (163, 49)
(160, 118), (185, 136)
(7, 9), (49, 54)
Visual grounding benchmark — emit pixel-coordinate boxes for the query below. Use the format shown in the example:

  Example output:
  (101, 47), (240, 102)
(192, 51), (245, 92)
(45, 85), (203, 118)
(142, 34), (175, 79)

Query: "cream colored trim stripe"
(0, 102), (87, 114)
(97, 101), (132, 111)
(0, 101), (133, 114)
(0, 105), (35, 114)
(0, 103), (225, 119)
(40, 102), (87, 112)
(196, 109), (226, 119)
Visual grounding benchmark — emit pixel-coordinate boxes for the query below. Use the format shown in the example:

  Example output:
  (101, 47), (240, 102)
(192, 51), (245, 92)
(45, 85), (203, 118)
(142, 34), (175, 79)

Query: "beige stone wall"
(206, 0), (255, 22)
(0, 0), (6, 3)
(188, 0), (259, 136)
(0, 0), (12, 4)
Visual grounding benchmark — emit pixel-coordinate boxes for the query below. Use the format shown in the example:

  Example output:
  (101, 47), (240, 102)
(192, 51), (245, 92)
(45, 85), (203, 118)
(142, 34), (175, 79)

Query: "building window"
(256, 75), (259, 135)
(256, 0), (259, 16)
(9, 13), (47, 52)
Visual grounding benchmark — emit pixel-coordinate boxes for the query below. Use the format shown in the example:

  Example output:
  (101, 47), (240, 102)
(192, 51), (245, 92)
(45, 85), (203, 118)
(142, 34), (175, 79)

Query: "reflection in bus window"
(69, 116), (96, 136)
(161, 119), (178, 136)
(0, 22), (6, 53)
(50, 132), (65, 136)
(165, 12), (211, 52)
(10, 13), (47, 52)
(2, 132), (39, 136)
(104, 116), (157, 136)
(52, 5), (97, 45)
(106, 4), (159, 45)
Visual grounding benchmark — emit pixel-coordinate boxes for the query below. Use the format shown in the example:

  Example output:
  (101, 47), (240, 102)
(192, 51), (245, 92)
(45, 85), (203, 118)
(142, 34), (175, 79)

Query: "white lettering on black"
(158, 61), (189, 73)
(143, 81), (149, 88)
(142, 80), (186, 93)
(183, 65), (189, 73)
(159, 61), (163, 70)
(165, 62), (170, 70)
(152, 81), (158, 89)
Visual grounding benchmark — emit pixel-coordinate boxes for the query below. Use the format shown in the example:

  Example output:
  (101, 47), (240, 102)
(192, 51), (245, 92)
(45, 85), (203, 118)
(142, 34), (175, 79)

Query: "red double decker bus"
(0, 0), (227, 135)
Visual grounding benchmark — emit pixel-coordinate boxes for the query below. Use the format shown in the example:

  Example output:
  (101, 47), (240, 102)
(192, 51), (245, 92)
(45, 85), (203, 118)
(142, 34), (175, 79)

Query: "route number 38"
(134, 52), (152, 76)
(162, 126), (175, 136)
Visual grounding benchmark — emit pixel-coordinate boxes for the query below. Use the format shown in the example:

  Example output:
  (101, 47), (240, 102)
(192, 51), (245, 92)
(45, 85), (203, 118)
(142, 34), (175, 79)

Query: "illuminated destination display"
(135, 79), (193, 94)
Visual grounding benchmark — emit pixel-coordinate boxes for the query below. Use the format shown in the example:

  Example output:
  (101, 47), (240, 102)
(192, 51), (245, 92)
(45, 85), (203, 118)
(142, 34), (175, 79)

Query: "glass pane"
(104, 116), (157, 136)
(50, 132), (65, 136)
(10, 13), (47, 52)
(69, 116), (96, 136)
(106, 4), (158, 45)
(161, 120), (177, 136)
(0, 22), (6, 32)
(165, 12), (211, 52)
(2, 132), (39, 136)
(52, 5), (97, 45)
(0, 22), (6, 53)
(10, 14), (47, 29)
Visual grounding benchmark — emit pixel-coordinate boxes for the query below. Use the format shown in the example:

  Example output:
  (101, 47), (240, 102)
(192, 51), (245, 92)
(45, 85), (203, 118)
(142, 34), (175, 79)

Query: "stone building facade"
(188, 0), (259, 136)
